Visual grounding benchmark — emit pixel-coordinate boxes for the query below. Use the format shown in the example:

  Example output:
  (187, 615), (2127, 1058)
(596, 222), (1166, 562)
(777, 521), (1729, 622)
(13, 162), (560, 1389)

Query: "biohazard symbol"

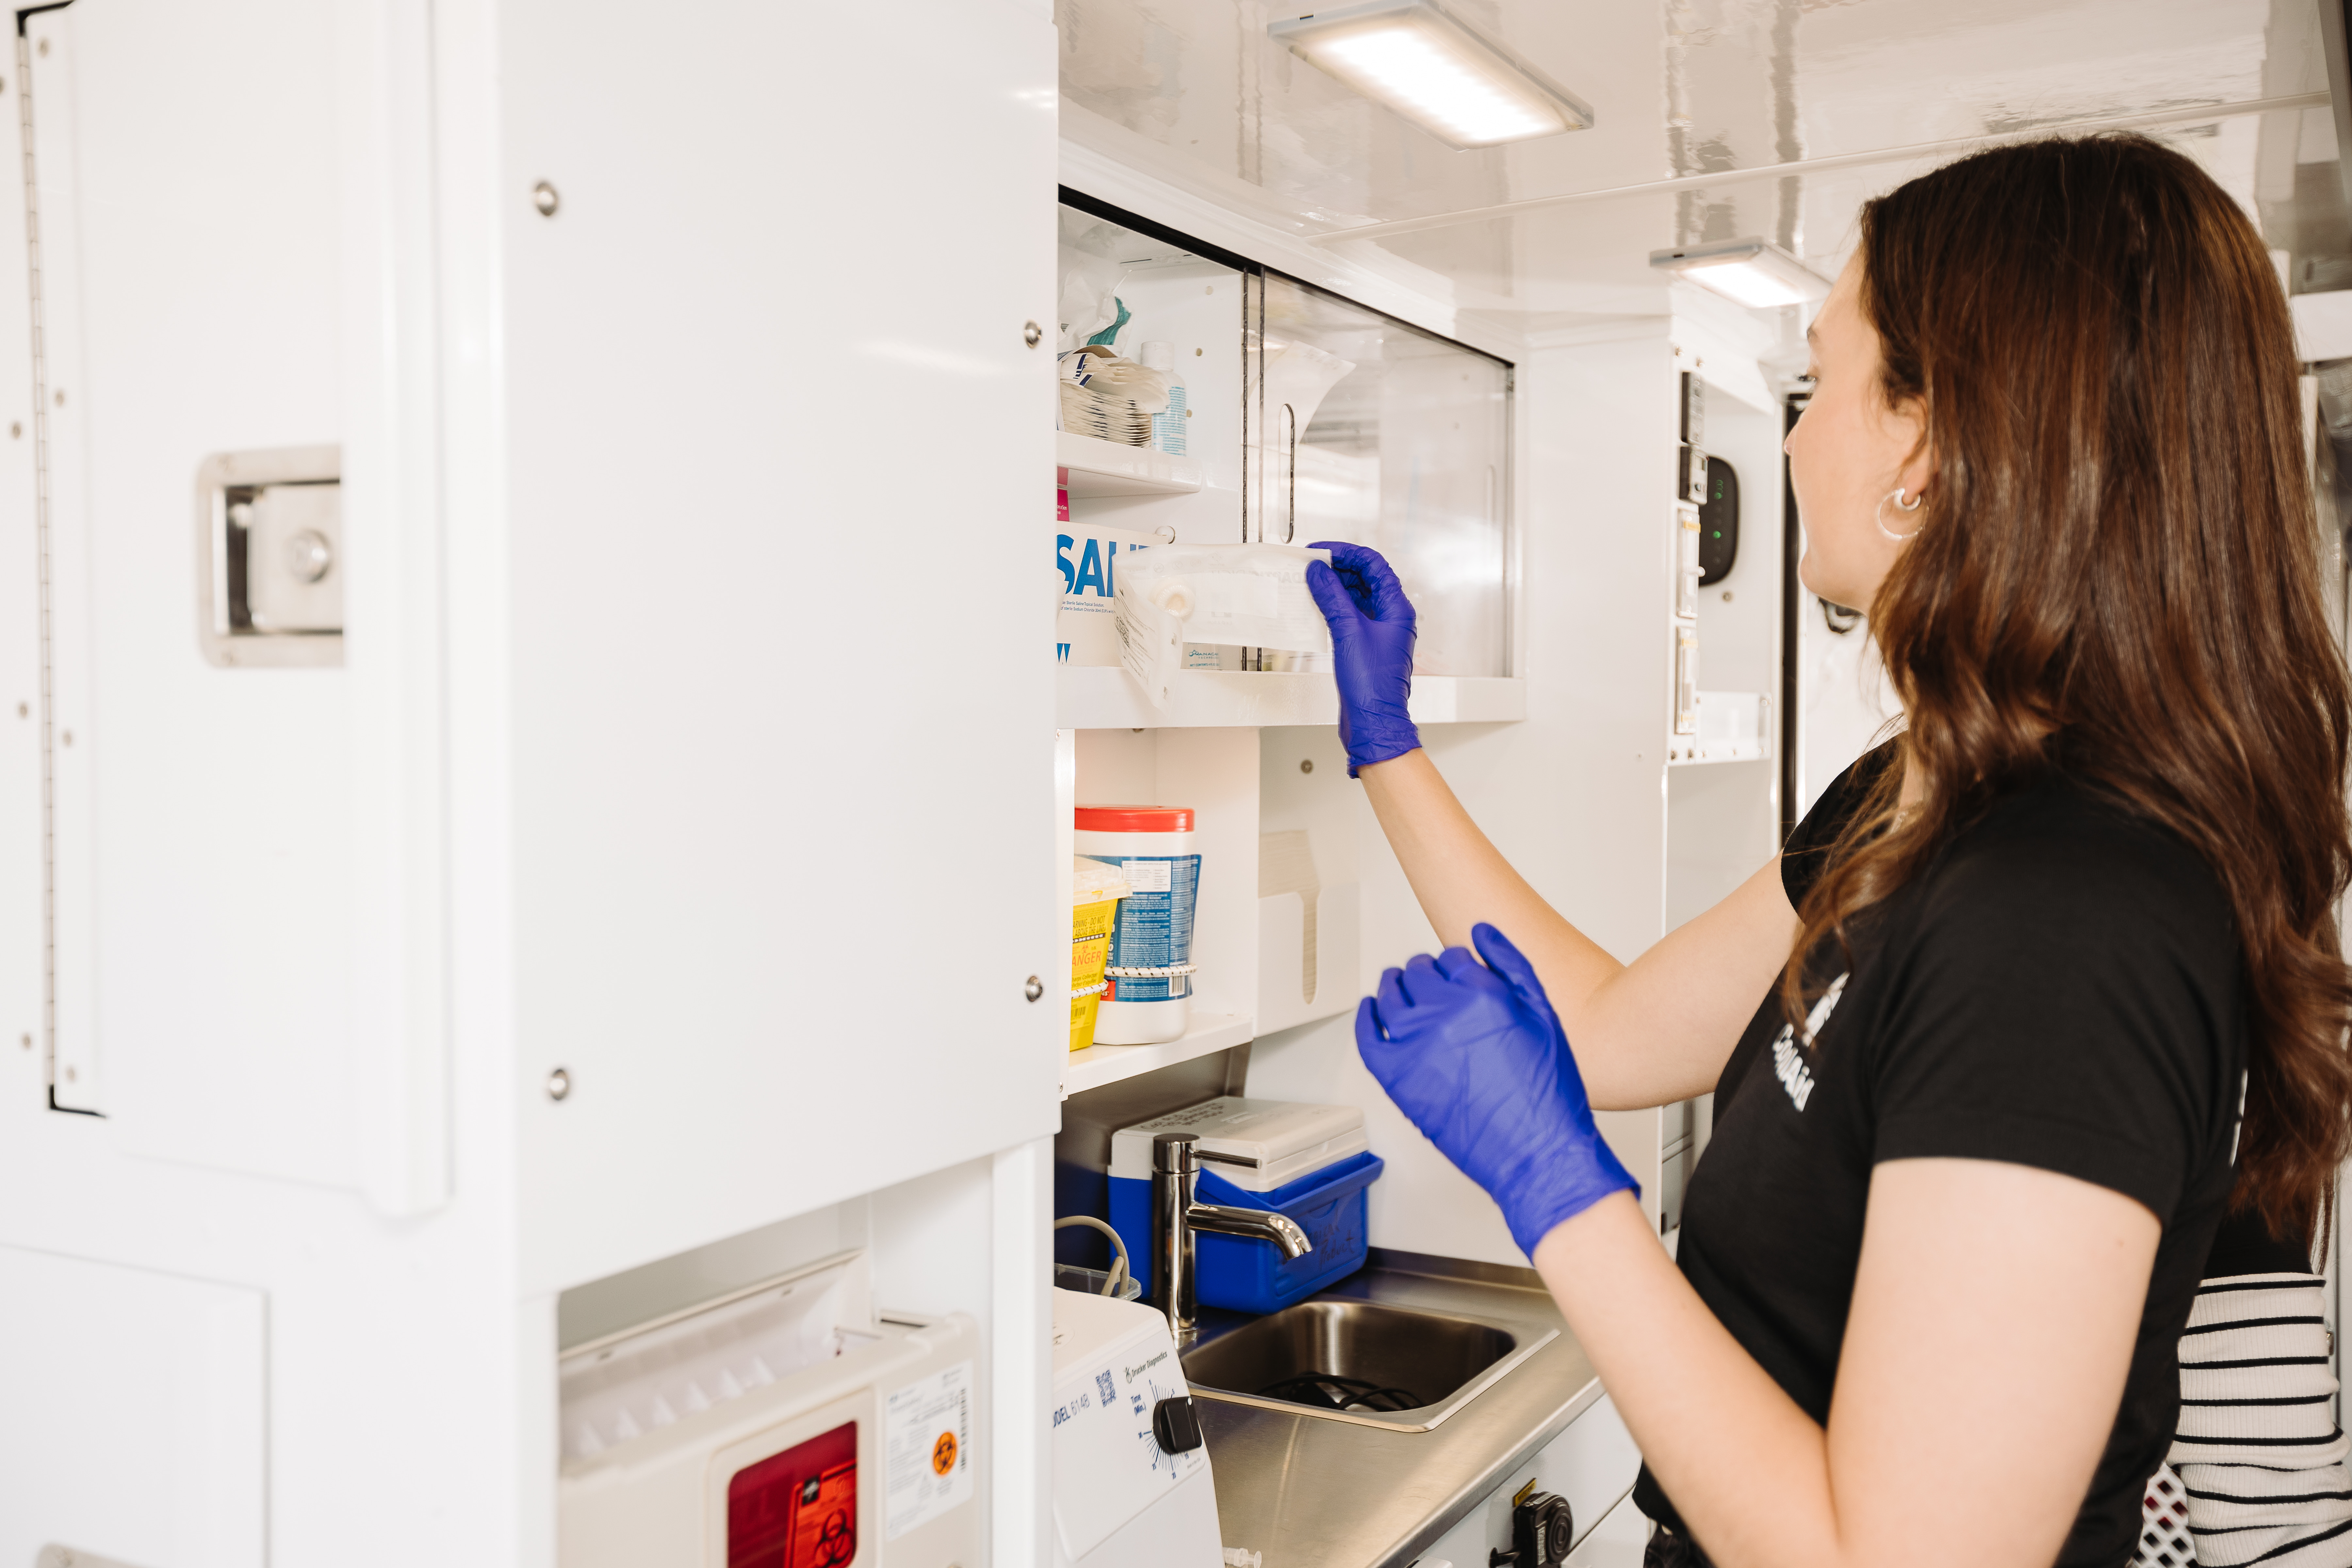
(930, 1430), (958, 1476)
(808, 1506), (853, 1568)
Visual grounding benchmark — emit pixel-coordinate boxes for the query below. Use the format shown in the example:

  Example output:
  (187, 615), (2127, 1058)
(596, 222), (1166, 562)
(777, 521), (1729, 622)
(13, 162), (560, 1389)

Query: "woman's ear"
(1890, 399), (1938, 498)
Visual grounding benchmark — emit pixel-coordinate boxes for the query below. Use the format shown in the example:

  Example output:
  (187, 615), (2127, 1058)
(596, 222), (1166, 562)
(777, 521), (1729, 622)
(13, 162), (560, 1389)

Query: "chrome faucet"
(1152, 1131), (1312, 1338)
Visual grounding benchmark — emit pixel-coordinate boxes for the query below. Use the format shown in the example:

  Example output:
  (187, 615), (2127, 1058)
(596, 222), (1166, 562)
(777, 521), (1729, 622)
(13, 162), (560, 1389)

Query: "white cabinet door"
(19, 1), (388, 1182)
(500, 0), (1062, 1290)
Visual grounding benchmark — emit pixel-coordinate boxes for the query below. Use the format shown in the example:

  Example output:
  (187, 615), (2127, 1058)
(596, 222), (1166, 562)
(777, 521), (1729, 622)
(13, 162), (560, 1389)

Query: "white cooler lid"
(1109, 1096), (1367, 1192)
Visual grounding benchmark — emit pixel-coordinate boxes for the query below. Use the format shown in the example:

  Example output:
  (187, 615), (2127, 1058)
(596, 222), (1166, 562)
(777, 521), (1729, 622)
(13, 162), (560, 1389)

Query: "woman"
(1306, 135), (2352, 1568)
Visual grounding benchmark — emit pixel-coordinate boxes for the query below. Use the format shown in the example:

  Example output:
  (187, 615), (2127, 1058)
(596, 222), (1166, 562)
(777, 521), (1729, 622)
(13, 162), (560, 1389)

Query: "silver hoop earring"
(1876, 486), (1925, 542)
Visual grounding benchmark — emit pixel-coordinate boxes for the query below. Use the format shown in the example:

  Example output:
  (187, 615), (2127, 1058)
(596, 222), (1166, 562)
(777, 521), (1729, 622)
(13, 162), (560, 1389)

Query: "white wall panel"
(28, 0), (359, 1171)
(0, 23), (41, 1109)
(0, 1245), (265, 1568)
(25, 6), (99, 1114)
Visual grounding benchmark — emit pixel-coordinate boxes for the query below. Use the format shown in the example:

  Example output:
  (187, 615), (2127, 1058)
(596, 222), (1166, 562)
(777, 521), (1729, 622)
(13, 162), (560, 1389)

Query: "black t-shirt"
(1632, 742), (2246, 1567)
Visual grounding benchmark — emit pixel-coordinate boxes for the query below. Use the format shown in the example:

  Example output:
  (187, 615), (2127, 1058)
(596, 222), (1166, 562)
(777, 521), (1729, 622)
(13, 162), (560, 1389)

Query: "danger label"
(885, 1360), (973, 1540)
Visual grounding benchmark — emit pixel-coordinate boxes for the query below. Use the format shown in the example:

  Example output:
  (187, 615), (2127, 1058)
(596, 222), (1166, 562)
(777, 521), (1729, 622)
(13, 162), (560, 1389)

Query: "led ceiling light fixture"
(1649, 237), (1833, 310)
(1268, 1), (1594, 151)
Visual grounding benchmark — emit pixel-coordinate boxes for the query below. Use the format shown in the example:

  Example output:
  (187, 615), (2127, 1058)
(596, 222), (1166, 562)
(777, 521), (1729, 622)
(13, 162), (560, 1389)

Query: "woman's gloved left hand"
(1356, 923), (1638, 1256)
(1305, 541), (1420, 777)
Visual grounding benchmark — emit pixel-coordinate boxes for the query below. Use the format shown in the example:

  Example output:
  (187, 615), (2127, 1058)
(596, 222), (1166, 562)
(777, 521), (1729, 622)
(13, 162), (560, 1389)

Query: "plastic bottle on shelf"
(1140, 341), (1188, 456)
(1075, 805), (1199, 1044)
(1069, 857), (1132, 1053)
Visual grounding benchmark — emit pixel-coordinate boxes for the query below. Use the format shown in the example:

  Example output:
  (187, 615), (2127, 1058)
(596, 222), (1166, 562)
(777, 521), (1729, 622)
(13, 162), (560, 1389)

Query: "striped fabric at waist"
(2158, 1272), (2352, 1568)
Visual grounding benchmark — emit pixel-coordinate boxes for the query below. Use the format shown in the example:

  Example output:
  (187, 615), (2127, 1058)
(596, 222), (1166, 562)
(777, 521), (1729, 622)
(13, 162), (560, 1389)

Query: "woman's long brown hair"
(1787, 134), (2352, 1246)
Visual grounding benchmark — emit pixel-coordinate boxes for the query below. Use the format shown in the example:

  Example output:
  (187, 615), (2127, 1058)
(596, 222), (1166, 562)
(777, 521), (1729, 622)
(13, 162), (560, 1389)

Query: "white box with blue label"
(1107, 1097), (1382, 1313)
(1056, 522), (1160, 667)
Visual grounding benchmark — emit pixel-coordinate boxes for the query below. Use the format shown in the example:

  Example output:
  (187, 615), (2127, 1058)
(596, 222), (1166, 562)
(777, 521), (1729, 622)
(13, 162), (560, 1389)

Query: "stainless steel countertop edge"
(1195, 1260), (1616, 1568)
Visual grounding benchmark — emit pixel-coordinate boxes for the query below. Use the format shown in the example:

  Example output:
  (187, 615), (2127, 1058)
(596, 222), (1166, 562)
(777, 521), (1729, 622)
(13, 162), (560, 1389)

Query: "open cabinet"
(1051, 193), (1520, 1113)
(1044, 180), (1768, 1280)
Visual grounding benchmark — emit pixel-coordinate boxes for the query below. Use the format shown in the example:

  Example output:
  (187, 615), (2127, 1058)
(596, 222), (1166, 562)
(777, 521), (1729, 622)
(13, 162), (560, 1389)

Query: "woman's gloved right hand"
(1306, 541), (1421, 777)
(1356, 923), (1639, 1258)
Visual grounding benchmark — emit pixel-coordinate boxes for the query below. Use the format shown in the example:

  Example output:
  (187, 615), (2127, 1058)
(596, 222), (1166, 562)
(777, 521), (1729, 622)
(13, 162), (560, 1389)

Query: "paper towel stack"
(1058, 348), (1170, 446)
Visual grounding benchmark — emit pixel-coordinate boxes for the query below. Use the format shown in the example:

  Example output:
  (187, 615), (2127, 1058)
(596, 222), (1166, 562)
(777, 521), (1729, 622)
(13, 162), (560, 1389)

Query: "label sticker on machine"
(884, 1359), (974, 1539)
(1049, 1341), (1206, 1560)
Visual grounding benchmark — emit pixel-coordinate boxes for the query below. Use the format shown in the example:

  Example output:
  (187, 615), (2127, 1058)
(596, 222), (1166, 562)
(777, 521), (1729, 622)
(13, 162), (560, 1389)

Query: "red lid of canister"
(1075, 805), (1195, 832)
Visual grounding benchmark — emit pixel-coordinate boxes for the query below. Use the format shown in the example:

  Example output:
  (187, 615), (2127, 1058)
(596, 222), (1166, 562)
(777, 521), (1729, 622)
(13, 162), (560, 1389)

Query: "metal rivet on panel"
(532, 181), (560, 217)
(60, 729), (71, 746)
(63, 1065), (75, 1081)
(1023, 975), (1044, 1003)
(1722, 590), (1733, 601)
(53, 389), (63, 406)
(1300, 759), (1314, 773)
(9, 422), (19, 437)
(1023, 320), (1043, 348)
(18, 1033), (27, 1050)
(36, 37), (47, 55)
(546, 1067), (571, 1101)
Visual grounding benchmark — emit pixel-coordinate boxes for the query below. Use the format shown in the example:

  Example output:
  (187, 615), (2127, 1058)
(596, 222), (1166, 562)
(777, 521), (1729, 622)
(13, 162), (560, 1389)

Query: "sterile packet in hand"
(1113, 542), (1333, 709)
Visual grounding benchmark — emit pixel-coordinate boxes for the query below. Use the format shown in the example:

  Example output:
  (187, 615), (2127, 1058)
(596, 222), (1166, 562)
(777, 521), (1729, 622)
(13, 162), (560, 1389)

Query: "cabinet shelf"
(1057, 432), (1203, 497)
(1057, 666), (1525, 730)
(1667, 690), (1772, 766)
(1063, 1012), (1253, 1098)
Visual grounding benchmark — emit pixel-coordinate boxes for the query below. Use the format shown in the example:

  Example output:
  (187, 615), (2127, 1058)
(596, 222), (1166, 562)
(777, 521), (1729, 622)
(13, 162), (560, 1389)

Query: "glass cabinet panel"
(1055, 195), (1513, 681)
(1252, 274), (1511, 678)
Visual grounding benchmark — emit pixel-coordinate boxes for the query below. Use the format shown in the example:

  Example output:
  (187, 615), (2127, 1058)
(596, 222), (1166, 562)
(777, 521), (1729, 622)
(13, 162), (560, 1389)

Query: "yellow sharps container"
(1070, 858), (1132, 1052)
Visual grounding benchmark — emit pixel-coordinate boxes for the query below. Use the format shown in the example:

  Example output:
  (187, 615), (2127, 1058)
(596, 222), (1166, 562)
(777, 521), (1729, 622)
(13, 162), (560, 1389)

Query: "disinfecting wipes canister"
(1074, 806), (1200, 1046)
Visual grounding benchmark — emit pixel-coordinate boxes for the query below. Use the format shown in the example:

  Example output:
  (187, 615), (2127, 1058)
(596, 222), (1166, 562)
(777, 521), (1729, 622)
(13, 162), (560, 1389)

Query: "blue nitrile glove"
(1306, 541), (1420, 777)
(1356, 923), (1638, 1257)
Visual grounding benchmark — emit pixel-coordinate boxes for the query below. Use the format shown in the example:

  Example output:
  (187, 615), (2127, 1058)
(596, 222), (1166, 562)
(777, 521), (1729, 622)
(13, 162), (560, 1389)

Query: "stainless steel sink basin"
(1181, 1298), (1558, 1432)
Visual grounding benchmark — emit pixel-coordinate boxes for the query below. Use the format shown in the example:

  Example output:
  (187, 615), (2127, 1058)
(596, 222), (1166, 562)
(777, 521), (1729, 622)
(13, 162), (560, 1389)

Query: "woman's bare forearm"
(1358, 749), (1797, 1109)
(1531, 1168), (2153, 1568)
(1359, 747), (1626, 1002)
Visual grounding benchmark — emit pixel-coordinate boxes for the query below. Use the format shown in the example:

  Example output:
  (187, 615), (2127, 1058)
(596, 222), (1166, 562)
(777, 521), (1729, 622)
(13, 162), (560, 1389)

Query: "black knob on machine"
(1152, 1395), (1204, 1454)
(1488, 1485), (1573, 1568)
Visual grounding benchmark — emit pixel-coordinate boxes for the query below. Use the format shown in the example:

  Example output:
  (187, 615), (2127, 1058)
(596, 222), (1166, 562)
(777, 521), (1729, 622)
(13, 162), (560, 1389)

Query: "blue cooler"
(1107, 1098), (1382, 1313)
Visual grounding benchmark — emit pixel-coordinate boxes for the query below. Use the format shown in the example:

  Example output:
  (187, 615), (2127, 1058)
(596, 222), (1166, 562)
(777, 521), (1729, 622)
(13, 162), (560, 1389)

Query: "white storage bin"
(1109, 1096), (1367, 1193)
